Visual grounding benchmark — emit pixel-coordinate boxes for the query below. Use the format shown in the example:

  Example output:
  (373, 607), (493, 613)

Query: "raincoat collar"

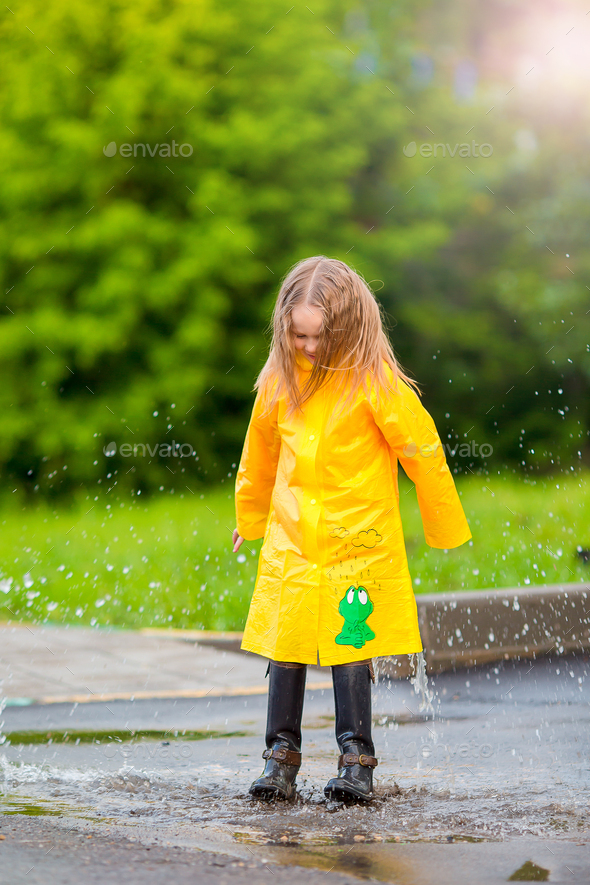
(294, 349), (313, 372)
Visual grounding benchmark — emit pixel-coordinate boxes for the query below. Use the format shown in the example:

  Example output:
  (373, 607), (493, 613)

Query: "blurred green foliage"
(0, 0), (589, 499)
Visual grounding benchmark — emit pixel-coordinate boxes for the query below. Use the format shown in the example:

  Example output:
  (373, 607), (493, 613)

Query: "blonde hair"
(254, 255), (421, 419)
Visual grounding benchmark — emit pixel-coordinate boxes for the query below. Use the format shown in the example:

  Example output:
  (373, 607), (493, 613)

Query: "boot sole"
(324, 784), (373, 803)
(249, 784), (295, 801)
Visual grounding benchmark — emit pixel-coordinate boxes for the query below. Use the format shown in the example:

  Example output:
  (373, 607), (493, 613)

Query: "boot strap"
(263, 747), (302, 765)
(338, 752), (378, 769)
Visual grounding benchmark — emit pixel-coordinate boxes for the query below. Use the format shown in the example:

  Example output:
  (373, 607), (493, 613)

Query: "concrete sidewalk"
(0, 623), (330, 705)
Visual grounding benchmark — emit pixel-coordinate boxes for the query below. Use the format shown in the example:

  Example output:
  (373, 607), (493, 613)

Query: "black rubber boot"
(249, 662), (307, 801)
(324, 662), (377, 802)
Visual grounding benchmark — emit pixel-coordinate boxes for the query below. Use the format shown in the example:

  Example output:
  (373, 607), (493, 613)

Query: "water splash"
(372, 653), (435, 716)
(0, 754), (104, 786)
(409, 652), (434, 715)
(0, 690), (6, 745)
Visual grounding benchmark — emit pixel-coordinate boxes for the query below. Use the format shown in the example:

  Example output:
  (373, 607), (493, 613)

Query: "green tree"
(0, 0), (444, 497)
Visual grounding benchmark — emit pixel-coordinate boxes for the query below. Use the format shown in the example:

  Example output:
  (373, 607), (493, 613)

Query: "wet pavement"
(1, 814), (587, 885)
(1, 653), (590, 882)
(0, 813), (363, 885)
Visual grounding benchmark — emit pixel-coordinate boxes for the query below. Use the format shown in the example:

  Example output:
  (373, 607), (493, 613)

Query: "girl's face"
(291, 303), (322, 364)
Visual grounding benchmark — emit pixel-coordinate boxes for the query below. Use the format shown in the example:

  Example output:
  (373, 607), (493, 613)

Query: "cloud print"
(352, 529), (382, 549)
(330, 526), (350, 539)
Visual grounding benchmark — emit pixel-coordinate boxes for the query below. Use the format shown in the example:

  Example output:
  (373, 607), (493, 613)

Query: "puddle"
(375, 713), (441, 726)
(1, 744), (586, 848)
(268, 844), (411, 881)
(0, 798), (67, 816)
(234, 826), (490, 848)
(240, 841), (491, 883)
(508, 860), (550, 881)
(0, 759), (585, 884)
(1, 729), (249, 746)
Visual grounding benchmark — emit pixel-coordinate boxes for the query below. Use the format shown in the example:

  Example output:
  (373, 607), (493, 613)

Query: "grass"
(402, 469), (590, 595)
(0, 471), (588, 632)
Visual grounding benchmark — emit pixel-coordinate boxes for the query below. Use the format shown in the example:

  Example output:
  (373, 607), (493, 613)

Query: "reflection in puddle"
(508, 860), (550, 881)
(1, 798), (67, 817)
(1, 728), (249, 746)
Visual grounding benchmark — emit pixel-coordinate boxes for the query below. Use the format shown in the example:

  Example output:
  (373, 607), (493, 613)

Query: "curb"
(381, 581), (590, 678)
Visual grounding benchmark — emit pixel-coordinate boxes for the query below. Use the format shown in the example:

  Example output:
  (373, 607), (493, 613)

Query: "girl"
(232, 256), (471, 802)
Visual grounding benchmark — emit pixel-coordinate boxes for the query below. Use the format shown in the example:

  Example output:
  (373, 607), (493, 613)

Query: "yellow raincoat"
(235, 349), (472, 665)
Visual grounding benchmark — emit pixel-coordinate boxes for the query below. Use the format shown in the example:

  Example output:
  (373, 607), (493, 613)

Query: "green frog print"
(335, 584), (376, 649)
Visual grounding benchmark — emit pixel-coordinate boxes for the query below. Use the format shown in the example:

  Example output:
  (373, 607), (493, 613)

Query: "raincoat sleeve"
(369, 369), (472, 549)
(234, 383), (281, 541)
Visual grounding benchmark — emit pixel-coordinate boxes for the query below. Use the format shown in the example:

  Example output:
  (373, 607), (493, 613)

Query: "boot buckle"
(262, 747), (302, 765)
(338, 752), (378, 768)
(359, 753), (378, 768)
